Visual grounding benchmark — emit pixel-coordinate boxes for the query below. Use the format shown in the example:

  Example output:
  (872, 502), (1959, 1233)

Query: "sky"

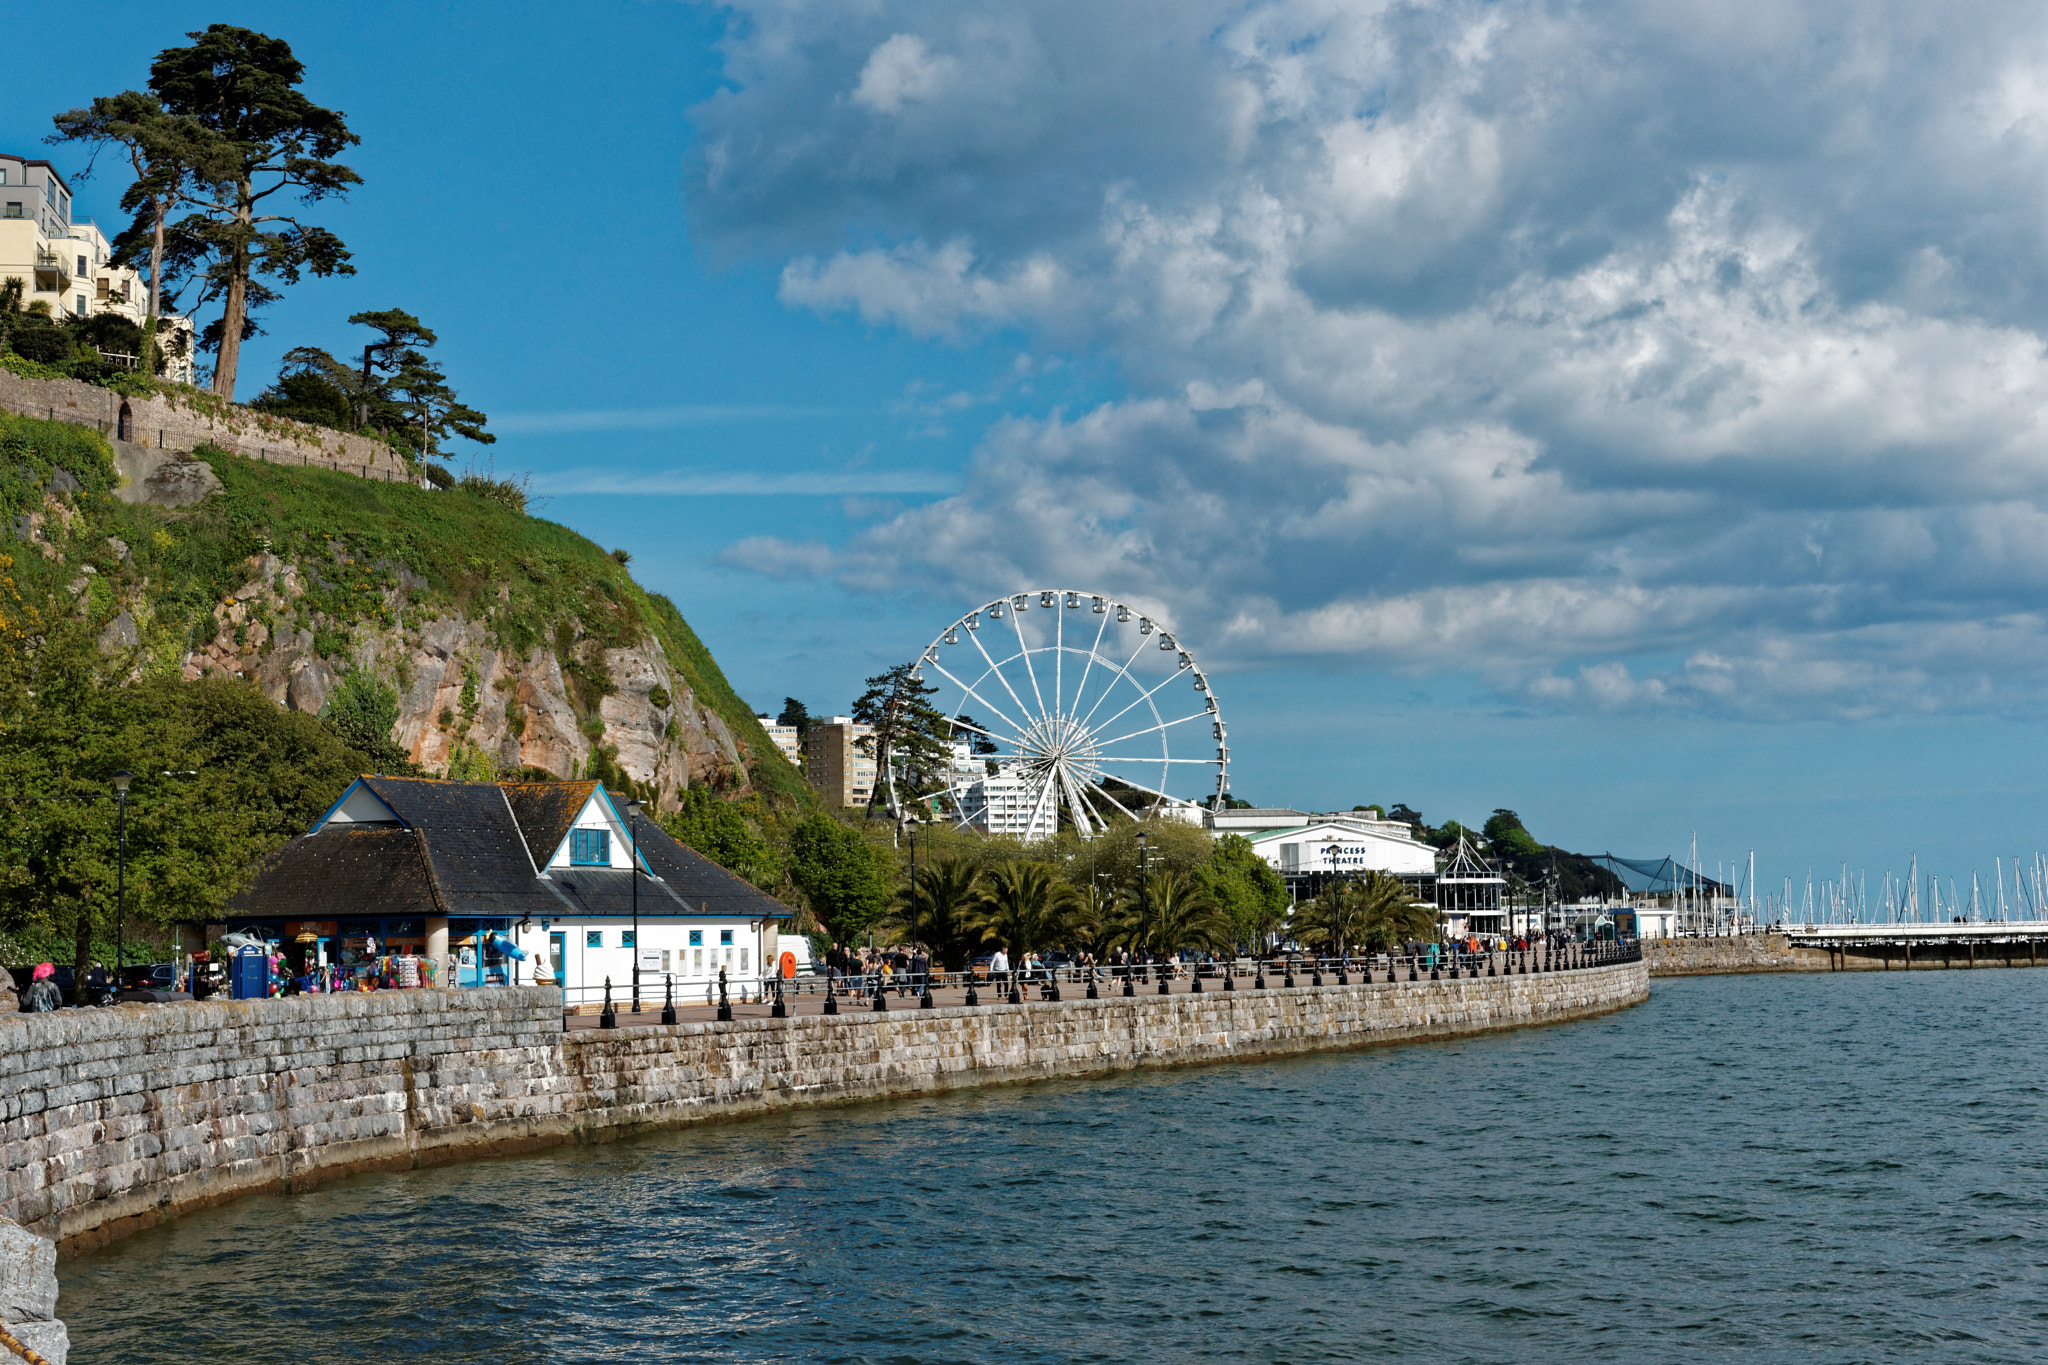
(13, 0), (2048, 908)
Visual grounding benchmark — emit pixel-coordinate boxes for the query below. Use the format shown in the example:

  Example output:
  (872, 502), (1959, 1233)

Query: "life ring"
(779, 951), (797, 979)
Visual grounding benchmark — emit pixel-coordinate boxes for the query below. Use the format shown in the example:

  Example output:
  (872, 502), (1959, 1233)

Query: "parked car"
(120, 963), (179, 990)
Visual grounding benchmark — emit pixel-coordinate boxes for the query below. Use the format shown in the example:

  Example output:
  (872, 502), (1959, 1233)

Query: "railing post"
(717, 968), (733, 1021)
(771, 974), (788, 1018)
(662, 973), (678, 1025)
(599, 976), (617, 1029)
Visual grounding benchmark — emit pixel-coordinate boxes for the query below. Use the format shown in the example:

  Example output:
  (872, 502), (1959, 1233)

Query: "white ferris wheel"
(892, 589), (1229, 838)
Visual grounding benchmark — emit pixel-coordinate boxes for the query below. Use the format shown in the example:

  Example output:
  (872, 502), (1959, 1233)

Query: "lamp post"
(627, 798), (644, 1016)
(1137, 828), (1151, 987)
(112, 771), (132, 990)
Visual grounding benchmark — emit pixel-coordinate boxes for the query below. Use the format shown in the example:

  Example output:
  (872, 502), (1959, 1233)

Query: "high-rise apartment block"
(804, 716), (877, 808)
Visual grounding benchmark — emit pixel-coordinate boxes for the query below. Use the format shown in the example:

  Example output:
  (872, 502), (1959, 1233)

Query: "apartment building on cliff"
(1, 152), (194, 382)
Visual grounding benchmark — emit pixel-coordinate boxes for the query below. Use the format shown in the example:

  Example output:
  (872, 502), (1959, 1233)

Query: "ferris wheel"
(893, 589), (1229, 838)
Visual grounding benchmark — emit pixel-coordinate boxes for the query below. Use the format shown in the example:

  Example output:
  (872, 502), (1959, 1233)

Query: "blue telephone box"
(230, 946), (269, 1000)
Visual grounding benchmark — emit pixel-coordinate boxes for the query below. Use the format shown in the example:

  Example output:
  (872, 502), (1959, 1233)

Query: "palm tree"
(1105, 870), (1232, 958)
(885, 857), (985, 970)
(1295, 872), (1435, 955)
(968, 861), (1089, 960)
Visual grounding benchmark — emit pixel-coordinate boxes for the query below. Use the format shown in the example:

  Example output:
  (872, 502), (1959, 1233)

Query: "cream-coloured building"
(804, 715), (877, 808)
(757, 717), (803, 766)
(1, 153), (194, 382)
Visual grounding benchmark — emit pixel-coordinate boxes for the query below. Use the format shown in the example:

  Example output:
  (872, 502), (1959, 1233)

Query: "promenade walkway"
(561, 949), (1601, 1029)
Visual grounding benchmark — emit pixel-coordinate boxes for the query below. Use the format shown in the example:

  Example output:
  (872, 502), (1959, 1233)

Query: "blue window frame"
(688, 930), (702, 946)
(720, 929), (734, 945)
(570, 828), (609, 865)
(585, 930), (602, 948)
(621, 931), (636, 949)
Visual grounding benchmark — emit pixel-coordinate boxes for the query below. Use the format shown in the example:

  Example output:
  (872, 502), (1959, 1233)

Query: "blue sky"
(14, 1), (2048, 906)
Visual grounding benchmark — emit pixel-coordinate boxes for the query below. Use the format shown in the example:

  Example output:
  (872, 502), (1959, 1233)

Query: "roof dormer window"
(570, 828), (610, 866)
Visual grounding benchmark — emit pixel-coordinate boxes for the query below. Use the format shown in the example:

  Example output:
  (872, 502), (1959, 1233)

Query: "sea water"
(60, 971), (2048, 1362)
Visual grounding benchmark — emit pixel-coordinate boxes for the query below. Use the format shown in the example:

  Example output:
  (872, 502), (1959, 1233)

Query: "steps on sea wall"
(0, 963), (1649, 1258)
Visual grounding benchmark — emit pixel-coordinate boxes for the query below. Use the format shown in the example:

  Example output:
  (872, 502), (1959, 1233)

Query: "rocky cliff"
(7, 413), (796, 810)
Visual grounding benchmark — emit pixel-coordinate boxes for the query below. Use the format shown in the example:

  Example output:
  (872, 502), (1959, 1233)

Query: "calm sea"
(60, 971), (2048, 1363)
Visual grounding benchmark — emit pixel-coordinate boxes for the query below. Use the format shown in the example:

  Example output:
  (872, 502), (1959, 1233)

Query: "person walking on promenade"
(991, 946), (1010, 996)
(20, 964), (61, 1013)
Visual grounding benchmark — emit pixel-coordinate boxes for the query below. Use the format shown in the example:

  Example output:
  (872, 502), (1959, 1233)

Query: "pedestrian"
(20, 964), (61, 1013)
(991, 946), (1010, 992)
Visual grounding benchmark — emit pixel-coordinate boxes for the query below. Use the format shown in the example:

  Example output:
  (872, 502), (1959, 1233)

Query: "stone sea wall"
(1642, 933), (2048, 975)
(0, 962), (1647, 1257)
(0, 1217), (66, 1364)
(1645, 935), (1836, 975)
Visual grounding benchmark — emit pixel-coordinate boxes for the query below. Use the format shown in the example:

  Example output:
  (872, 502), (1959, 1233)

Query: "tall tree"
(147, 25), (361, 399)
(1198, 833), (1288, 951)
(47, 92), (222, 377)
(784, 814), (892, 946)
(850, 663), (951, 818)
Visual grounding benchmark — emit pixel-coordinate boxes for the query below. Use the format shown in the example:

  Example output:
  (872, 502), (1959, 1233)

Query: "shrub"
(457, 472), (527, 514)
(9, 325), (71, 366)
(249, 372), (355, 431)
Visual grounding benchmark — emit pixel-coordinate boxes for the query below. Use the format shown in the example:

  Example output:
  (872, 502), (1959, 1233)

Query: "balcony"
(32, 249), (69, 294)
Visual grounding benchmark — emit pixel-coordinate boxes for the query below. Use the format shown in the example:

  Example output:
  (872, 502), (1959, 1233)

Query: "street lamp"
(627, 798), (644, 1016)
(112, 771), (131, 991)
(1137, 829), (1152, 988)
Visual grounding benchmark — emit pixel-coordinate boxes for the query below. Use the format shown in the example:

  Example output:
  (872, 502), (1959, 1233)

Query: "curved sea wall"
(2, 961), (1646, 1256)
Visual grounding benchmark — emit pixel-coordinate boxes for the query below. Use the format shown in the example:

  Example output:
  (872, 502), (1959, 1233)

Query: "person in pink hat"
(21, 964), (62, 1013)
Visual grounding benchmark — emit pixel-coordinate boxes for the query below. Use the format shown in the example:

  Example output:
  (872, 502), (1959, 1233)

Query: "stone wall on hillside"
(1, 367), (414, 484)
(0, 962), (1648, 1257)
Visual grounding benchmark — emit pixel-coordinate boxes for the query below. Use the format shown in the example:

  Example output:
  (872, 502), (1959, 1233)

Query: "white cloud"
(851, 34), (957, 113)
(718, 537), (838, 579)
(688, 0), (2048, 717)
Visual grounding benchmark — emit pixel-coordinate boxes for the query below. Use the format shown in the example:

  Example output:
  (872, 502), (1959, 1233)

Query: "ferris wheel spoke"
(944, 714), (1009, 746)
(1093, 711), (1212, 750)
(1009, 600), (1051, 723)
(1060, 765), (1096, 837)
(1022, 764), (1059, 835)
(1083, 665), (1193, 740)
(967, 623), (1041, 738)
(925, 658), (1031, 745)
(1087, 755), (1220, 764)
(1075, 629), (1154, 734)
(1068, 607), (1112, 721)
(1054, 594), (1065, 723)
(1081, 780), (1129, 828)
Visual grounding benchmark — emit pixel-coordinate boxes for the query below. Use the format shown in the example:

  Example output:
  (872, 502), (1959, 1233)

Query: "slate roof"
(229, 826), (442, 920)
(231, 777), (792, 924)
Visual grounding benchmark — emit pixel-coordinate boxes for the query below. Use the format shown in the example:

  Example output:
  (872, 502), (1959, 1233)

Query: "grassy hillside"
(3, 412), (810, 805)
